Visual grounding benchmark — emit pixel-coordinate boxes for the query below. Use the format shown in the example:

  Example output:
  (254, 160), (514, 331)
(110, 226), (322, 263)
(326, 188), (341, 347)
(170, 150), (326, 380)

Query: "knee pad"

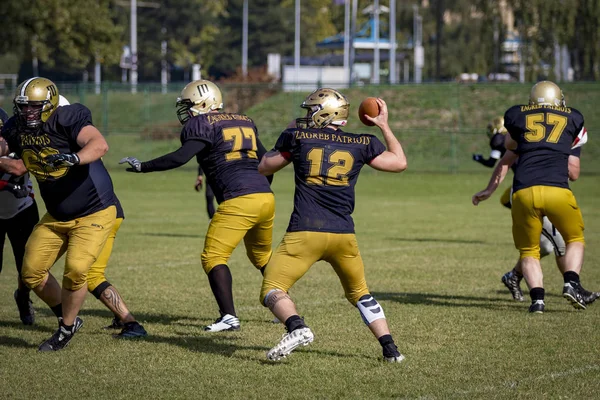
(356, 294), (385, 325)
(539, 234), (554, 258)
(261, 288), (291, 308)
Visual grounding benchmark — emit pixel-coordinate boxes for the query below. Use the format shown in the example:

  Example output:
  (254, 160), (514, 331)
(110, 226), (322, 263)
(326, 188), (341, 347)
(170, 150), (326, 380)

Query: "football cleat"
(14, 289), (35, 325)
(577, 284), (600, 305)
(38, 317), (83, 352)
(382, 343), (406, 363)
(528, 300), (545, 314)
(115, 321), (147, 339)
(266, 327), (314, 361)
(501, 271), (524, 302)
(104, 316), (124, 330)
(204, 314), (240, 332)
(563, 282), (586, 310)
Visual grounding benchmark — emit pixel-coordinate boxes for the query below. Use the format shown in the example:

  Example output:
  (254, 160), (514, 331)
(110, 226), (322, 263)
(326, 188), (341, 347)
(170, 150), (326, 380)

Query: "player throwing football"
(257, 89), (408, 362)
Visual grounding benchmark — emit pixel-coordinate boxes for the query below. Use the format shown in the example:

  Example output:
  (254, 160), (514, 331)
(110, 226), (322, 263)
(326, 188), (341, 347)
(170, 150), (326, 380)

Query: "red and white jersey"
(0, 158), (34, 219)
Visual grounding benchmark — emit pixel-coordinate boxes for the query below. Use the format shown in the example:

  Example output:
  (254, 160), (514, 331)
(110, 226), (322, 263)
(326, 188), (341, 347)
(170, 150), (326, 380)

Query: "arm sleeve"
(256, 137), (273, 184)
(197, 163), (203, 176)
(273, 130), (294, 160)
(365, 136), (386, 163)
(141, 140), (206, 172)
(570, 147), (582, 158)
(59, 104), (94, 142)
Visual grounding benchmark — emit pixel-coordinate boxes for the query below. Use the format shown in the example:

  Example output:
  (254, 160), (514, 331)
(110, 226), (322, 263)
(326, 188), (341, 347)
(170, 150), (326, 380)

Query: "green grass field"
(1, 167), (599, 399)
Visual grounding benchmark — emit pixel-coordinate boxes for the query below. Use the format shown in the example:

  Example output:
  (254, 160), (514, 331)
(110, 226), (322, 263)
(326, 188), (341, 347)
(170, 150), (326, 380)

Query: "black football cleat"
(579, 286), (600, 305)
(14, 289), (35, 325)
(115, 321), (147, 338)
(528, 300), (545, 314)
(104, 316), (124, 330)
(501, 271), (524, 302)
(382, 342), (406, 363)
(563, 282), (586, 310)
(38, 317), (83, 352)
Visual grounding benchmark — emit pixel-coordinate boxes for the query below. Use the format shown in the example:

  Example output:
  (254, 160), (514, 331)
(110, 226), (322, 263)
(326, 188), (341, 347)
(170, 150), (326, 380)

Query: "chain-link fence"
(1, 82), (598, 173)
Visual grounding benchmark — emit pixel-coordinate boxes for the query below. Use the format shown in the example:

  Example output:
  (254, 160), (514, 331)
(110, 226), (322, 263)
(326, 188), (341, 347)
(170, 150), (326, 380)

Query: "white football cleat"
(204, 314), (240, 332)
(267, 327), (314, 361)
(383, 354), (406, 363)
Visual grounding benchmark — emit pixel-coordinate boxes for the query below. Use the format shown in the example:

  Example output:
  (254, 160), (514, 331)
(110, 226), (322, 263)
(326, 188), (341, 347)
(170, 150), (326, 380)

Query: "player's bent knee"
(356, 294), (386, 325)
(261, 289), (290, 308)
(90, 281), (111, 299)
(87, 273), (108, 293)
(63, 269), (88, 291)
(201, 253), (228, 274)
(21, 266), (45, 290)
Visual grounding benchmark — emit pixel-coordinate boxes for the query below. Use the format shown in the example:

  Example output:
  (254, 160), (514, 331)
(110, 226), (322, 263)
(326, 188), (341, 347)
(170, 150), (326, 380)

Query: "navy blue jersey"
(180, 113), (271, 203)
(504, 104), (586, 193)
(275, 127), (386, 233)
(1, 104), (119, 221)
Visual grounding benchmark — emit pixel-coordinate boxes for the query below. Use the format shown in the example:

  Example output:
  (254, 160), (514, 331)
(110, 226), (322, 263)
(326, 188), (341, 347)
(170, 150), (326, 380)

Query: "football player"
(472, 116), (508, 168)
(257, 89), (408, 362)
(0, 107), (39, 325)
(1, 77), (122, 350)
(471, 116), (599, 304)
(120, 79), (274, 332)
(194, 164), (216, 219)
(472, 81), (590, 313)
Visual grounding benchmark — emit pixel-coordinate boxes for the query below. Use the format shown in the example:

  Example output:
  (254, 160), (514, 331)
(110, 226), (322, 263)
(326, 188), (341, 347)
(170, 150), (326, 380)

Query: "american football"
(358, 97), (379, 126)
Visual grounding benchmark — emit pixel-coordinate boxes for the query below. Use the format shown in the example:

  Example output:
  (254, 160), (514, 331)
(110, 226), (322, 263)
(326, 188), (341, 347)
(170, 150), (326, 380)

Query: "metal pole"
(95, 57), (101, 95)
(343, 0), (350, 86)
(413, 5), (423, 84)
(242, 0), (248, 78)
(161, 28), (168, 94)
(373, 0), (380, 84)
(389, 0), (396, 84)
(131, 0), (138, 93)
(294, 0), (301, 88)
(349, 0), (358, 86)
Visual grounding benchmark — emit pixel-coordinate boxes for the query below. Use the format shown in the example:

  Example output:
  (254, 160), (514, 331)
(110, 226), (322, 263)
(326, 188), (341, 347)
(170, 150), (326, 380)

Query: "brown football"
(358, 97), (379, 126)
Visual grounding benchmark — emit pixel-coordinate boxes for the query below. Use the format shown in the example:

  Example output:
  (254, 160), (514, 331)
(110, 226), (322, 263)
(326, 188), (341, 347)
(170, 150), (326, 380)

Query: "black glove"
(119, 156), (142, 172)
(472, 154), (483, 162)
(45, 153), (80, 168)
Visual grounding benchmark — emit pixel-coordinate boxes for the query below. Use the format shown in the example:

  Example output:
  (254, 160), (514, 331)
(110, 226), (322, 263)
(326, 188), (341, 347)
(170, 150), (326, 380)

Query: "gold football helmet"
(529, 81), (565, 107)
(486, 116), (506, 137)
(296, 88), (350, 129)
(176, 79), (223, 124)
(13, 77), (59, 128)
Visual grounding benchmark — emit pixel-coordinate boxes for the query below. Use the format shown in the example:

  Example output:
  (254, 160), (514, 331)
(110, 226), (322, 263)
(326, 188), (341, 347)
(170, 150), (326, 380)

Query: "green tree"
(0, 0), (123, 75)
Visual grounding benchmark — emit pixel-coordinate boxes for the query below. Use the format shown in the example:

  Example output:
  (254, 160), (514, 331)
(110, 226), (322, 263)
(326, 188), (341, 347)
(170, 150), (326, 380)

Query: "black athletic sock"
(512, 268), (523, 278)
(15, 287), (31, 299)
(284, 315), (307, 333)
(564, 271), (580, 284)
(50, 303), (63, 318)
(207, 264), (236, 317)
(378, 334), (394, 347)
(530, 287), (545, 302)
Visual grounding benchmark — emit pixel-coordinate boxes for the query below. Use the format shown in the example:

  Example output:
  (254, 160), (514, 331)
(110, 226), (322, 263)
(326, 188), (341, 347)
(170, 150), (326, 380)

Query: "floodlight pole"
(343, 0), (350, 86)
(373, 0), (380, 84)
(389, 0), (396, 84)
(131, 0), (138, 93)
(294, 0), (301, 88)
(349, 0), (358, 86)
(242, 0), (248, 78)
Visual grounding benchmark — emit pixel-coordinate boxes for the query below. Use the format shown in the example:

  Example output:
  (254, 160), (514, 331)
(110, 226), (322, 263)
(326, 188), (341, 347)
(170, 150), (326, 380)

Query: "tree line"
(0, 0), (599, 83)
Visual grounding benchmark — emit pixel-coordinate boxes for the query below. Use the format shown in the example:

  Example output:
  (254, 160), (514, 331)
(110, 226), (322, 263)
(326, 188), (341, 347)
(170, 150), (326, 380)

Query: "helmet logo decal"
(197, 84), (209, 95)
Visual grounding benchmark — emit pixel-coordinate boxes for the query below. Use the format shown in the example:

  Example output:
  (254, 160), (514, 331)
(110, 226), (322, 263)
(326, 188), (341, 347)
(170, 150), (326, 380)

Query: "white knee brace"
(357, 295), (386, 325)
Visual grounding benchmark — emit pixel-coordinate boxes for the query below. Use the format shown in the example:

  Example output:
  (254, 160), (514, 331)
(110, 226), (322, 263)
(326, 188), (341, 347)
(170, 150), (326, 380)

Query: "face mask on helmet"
(14, 101), (46, 129)
(13, 77), (59, 129)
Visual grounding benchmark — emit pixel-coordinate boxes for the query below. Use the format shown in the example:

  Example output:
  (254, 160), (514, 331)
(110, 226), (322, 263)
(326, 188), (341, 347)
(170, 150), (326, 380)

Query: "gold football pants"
(201, 193), (274, 273)
(511, 186), (584, 259)
(260, 231), (370, 306)
(87, 217), (123, 292)
(22, 206), (117, 291)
